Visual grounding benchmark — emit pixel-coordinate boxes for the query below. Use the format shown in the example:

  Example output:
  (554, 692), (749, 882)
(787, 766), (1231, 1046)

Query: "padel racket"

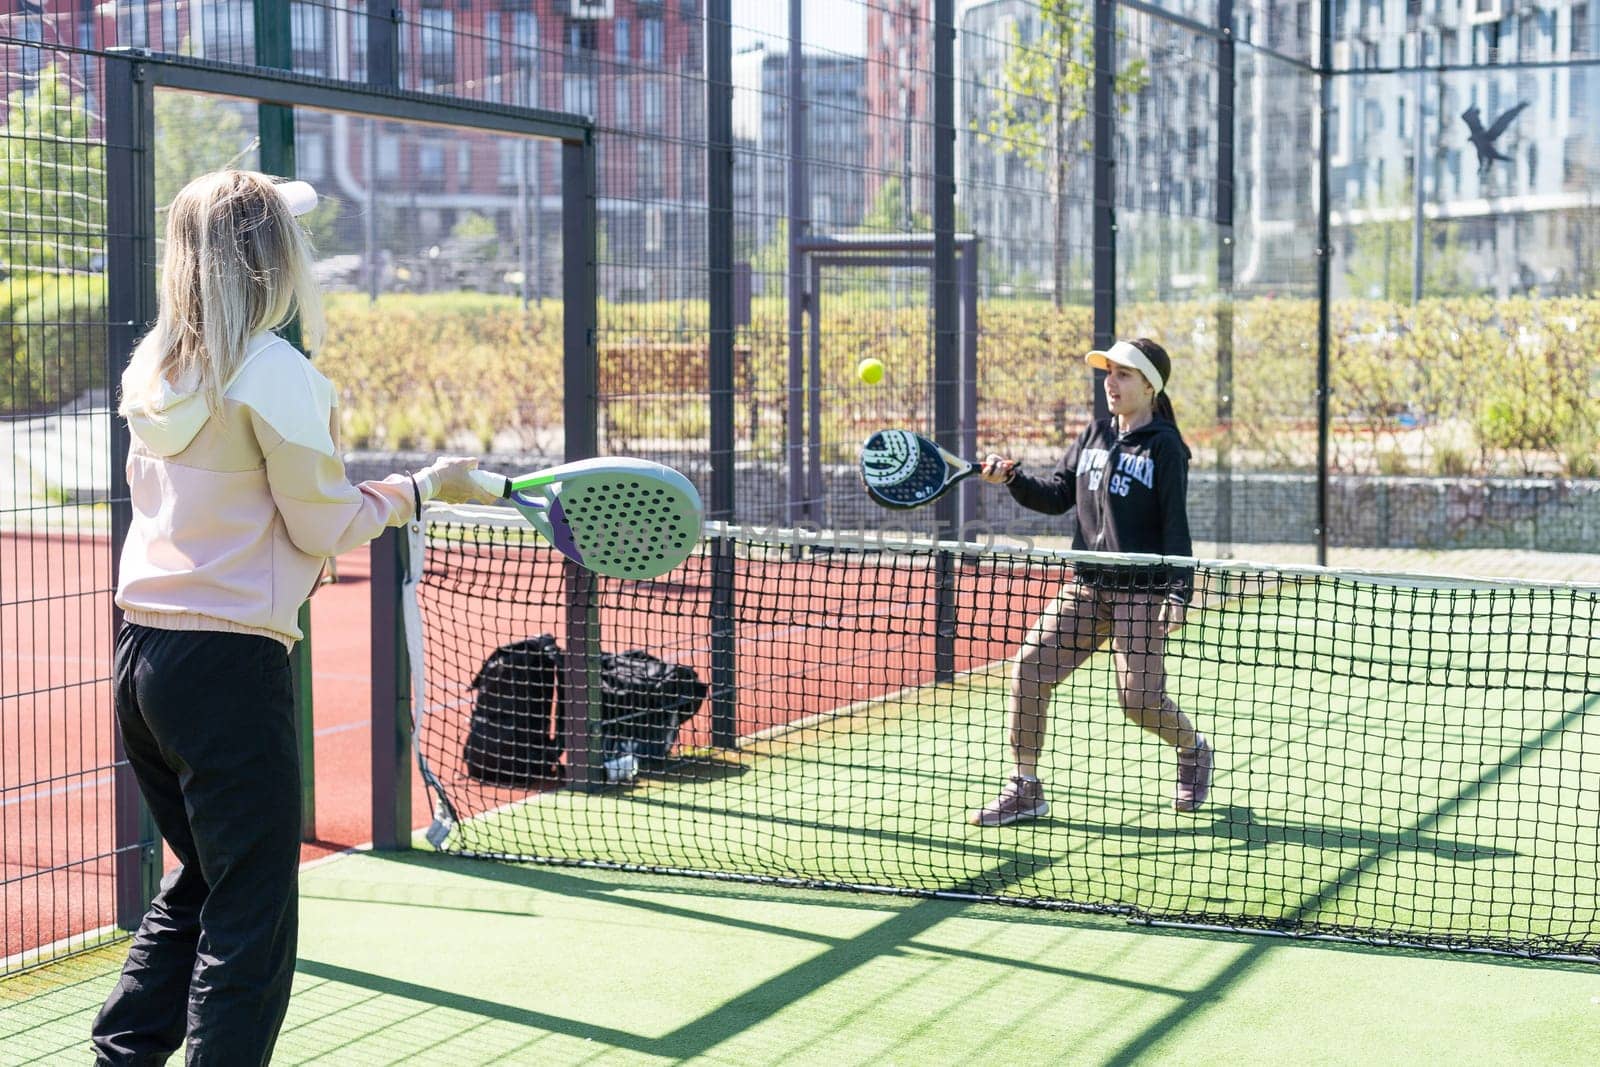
(467, 457), (702, 580)
(860, 429), (979, 509)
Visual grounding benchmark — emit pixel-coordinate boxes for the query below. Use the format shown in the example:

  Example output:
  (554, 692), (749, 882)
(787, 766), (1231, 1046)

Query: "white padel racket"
(859, 429), (979, 510)
(467, 457), (703, 580)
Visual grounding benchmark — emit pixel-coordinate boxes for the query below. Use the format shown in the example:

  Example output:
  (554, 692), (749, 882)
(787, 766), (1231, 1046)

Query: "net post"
(563, 562), (604, 790)
(106, 54), (162, 928)
(370, 527), (411, 850)
(706, 0), (739, 750)
(709, 537), (738, 748)
(291, 603), (315, 840)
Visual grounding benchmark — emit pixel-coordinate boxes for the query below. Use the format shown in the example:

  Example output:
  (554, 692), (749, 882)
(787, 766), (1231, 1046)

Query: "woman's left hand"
(1160, 599), (1186, 634)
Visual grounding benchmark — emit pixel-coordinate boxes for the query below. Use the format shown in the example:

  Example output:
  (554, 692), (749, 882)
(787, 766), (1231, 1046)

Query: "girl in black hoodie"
(970, 338), (1213, 826)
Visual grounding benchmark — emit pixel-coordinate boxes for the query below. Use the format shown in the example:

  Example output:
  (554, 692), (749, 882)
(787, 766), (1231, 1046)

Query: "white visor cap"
(1085, 340), (1164, 394)
(275, 179), (319, 217)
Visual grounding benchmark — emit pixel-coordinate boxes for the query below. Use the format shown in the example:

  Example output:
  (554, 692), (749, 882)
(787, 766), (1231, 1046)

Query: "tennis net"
(403, 504), (1600, 960)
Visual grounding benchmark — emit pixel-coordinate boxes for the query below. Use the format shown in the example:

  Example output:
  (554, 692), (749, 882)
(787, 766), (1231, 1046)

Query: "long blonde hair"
(118, 169), (326, 419)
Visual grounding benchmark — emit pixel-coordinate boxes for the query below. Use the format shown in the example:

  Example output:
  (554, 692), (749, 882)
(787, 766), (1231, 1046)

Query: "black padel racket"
(860, 429), (978, 509)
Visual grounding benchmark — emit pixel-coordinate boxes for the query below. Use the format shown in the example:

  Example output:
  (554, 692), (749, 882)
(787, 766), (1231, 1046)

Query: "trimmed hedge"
(312, 290), (1600, 476)
(1, 273), (108, 415)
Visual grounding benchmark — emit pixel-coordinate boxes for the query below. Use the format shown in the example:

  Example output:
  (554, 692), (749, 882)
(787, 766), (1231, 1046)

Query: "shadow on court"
(303, 847), (1192, 1062)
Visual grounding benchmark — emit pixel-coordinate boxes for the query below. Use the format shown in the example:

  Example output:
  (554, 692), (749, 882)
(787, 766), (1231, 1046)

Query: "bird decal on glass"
(1461, 102), (1529, 177)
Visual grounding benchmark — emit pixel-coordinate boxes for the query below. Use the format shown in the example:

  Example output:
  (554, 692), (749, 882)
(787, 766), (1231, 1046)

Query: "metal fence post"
(563, 132), (602, 787)
(253, 0), (318, 841)
(786, 0), (809, 526)
(1092, 0), (1117, 422)
(706, 0), (739, 748)
(369, 527), (411, 849)
(1316, 0), (1335, 564)
(105, 55), (163, 929)
(1216, 0), (1237, 558)
(933, 0), (959, 682)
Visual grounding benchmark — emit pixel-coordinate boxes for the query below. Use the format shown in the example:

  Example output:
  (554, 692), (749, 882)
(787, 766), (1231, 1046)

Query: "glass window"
(162, 1), (180, 51)
(298, 132), (326, 180)
(615, 81), (632, 126)
(616, 18), (630, 59)
(292, 2), (329, 76)
(351, 10), (367, 81)
(564, 74), (596, 116)
(513, 11), (538, 66)
(569, 21), (598, 54)
(643, 80), (664, 130)
(205, 0), (254, 65)
(19, 4), (43, 75)
(121, 0), (150, 48)
(377, 134), (400, 179)
(485, 13), (502, 100)
(637, 142), (663, 197)
(418, 141), (446, 184)
(642, 17), (663, 64)
(420, 8), (455, 87)
(498, 140), (520, 187)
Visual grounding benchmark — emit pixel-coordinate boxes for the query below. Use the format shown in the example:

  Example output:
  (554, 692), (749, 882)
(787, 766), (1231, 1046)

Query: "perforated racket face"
(521, 469), (702, 579)
(861, 429), (961, 508)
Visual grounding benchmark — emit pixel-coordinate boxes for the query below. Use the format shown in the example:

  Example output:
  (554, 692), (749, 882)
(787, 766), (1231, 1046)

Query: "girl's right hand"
(980, 454), (1018, 484)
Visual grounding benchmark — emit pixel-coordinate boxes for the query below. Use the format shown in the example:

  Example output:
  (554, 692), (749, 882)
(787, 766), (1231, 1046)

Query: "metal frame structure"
(101, 49), (596, 920)
(790, 234), (982, 534)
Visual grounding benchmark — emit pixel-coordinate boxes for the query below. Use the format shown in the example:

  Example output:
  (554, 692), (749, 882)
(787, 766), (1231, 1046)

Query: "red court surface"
(412, 530), (1056, 829)
(6, 529), (1058, 965)
(3, 539), (424, 965)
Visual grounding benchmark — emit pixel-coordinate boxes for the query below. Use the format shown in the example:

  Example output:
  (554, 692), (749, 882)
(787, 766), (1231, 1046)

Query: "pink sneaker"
(1174, 736), (1213, 812)
(970, 775), (1049, 827)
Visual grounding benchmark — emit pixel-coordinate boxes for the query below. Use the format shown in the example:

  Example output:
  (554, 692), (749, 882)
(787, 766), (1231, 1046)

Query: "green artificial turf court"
(432, 570), (1600, 956)
(8, 567), (1596, 1064)
(4, 850), (1598, 1066)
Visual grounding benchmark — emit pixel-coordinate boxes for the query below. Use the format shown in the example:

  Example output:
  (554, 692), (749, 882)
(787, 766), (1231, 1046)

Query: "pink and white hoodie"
(116, 332), (436, 650)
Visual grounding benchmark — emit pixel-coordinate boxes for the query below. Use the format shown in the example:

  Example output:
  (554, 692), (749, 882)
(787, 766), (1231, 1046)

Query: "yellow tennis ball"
(858, 358), (885, 385)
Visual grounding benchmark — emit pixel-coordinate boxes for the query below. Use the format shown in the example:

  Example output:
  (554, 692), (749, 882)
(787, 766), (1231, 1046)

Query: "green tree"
(863, 176), (929, 233)
(751, 217), (789, 281)
(153, 92), (256, 213)
(1, 65), (103, 272)
(975, 0), (1146, 307)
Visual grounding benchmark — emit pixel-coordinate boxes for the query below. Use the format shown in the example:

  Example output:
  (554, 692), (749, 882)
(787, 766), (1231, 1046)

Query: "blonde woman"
(93, 170), (489, 1064)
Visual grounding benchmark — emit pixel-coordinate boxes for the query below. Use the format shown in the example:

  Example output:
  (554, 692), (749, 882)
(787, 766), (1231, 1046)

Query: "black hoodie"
(1007, 417), (1193, 601)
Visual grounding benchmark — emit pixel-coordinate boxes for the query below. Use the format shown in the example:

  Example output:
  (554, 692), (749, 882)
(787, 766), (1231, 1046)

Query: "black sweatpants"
(92, 624), (302, 1066)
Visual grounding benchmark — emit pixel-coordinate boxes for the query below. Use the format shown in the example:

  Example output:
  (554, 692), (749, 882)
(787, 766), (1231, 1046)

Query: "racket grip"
(468, 468), (511, 499)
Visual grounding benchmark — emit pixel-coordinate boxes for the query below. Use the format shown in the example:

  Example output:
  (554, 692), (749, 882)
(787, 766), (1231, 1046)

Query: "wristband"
(405, 470), (422, 519)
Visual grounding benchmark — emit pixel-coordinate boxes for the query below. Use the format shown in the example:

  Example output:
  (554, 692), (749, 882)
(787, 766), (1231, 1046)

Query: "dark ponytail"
(1131, 338), (1192, 460)
(1153, 392), (1191, 458)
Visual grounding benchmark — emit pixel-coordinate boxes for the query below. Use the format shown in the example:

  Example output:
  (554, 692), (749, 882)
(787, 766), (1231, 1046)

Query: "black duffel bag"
(598, 649), (707, 768)
(463, 635), (563, 786)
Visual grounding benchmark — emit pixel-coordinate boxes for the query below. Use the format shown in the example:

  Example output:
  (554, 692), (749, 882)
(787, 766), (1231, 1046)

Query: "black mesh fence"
(4, 0), (1600, 978)
(2, 33), (121, 976)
